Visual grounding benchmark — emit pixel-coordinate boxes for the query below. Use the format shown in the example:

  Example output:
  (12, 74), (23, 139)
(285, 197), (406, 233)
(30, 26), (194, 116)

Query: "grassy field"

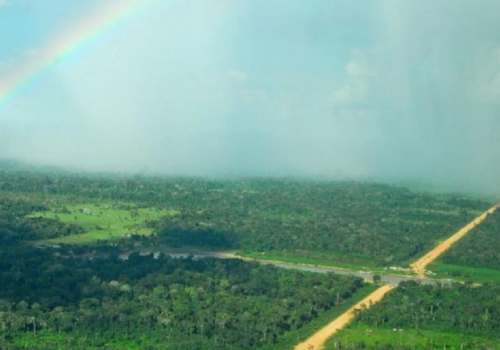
(242, 251), (415, 276)
(326, 324), (500, 349)
(11, 331), (176, 350)
(242, 251), (377, 270)
(428, 262), (500, 283)
(29, 203), (179, 244)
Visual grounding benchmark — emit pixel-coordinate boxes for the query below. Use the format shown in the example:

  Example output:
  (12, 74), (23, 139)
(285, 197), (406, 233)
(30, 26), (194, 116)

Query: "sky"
(0, 0), (499, 193)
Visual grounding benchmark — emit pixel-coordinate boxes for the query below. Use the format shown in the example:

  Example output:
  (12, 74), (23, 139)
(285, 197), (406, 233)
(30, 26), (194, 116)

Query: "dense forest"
(1, 162), (499, 349)
(440, 209), (500, 270)
(0, 245), (369, 350)
(0, 164), (492, 267)
(328, 281), (500, 349)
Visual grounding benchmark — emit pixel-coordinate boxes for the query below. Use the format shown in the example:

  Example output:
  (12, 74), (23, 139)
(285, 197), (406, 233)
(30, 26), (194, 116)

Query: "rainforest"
(0, 161), (500, 349)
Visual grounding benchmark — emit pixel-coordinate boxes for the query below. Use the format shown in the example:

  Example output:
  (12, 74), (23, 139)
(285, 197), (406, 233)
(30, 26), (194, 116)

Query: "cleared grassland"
(29, 203), (179, 244)
(326, 325), (499, 350)
(429, 262), (500, 283)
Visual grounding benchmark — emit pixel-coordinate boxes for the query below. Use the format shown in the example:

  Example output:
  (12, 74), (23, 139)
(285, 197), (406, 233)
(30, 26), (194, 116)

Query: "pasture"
(30, 203), (179, 244)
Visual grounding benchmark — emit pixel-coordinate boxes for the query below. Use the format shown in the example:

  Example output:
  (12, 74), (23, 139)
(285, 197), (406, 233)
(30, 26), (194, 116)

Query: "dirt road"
(291, 203), (499, 350)
(410, 204), (500, 278)
(293, 284), (396, 350)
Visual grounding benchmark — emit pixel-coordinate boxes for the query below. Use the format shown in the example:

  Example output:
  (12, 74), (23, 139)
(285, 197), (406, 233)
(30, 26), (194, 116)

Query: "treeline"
(357, 281), (500, 333)
(0, 195), (83, 243)
(440, 209), (500, 270)
(155, 228), (236, 249)
(0, 195), (45, 244)
(0, 246), (367, 350)
(0, 170), (492, 265)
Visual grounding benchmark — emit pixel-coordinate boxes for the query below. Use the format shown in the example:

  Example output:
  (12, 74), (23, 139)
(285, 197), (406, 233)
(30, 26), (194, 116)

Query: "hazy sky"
(0, 0), (499, 192)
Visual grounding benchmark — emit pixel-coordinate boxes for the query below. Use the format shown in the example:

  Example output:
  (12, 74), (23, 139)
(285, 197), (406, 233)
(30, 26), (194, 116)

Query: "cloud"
(2, 0), (500, 194)
(0, 0), (8, 7)
(242, 89), (266, 103)
(345, 61), (370, 77)
(492, 74), (500, 98)
(330, 49), (376, 106)
(227, 69), (247, 82)
(488, 47), (500, 99)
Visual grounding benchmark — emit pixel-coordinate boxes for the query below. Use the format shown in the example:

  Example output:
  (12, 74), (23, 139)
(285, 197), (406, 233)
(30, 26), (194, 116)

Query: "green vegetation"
(256, 284), (378, 350)
(149, 183), (489, 267)
(430, 209), (500, 281)
(428, 263), (500, 283)
(30, 203), (178, 244)
(0, 245), (371, 350)
(326, 326), (500, 350)
(241, 251), (412, 274)
(427, 208), (500, 283)
(1, 164), (499, 349)
(327, 281), (500, 349)
(0, 168), (491, 268)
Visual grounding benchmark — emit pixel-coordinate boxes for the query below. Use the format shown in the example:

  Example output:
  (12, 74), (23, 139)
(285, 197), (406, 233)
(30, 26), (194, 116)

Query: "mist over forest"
(1, 0), (500, 194)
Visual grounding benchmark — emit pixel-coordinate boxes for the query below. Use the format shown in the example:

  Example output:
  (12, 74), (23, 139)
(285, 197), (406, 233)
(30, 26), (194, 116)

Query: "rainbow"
(0, 0), (157, 111)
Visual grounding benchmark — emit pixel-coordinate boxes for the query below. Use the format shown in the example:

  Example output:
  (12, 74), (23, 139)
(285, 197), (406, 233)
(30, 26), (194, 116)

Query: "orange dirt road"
(293, 284), (396, 350)
(411, 204), (500, 278)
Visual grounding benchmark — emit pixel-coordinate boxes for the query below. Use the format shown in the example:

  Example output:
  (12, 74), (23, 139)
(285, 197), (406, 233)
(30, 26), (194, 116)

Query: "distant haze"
(1, 0), (500, 194)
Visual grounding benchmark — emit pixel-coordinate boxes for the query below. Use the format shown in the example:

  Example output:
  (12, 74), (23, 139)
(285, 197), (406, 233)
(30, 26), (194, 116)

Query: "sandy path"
(292, 203), (499, 350)
(410, 204), (499, 278)
(293, 284), (396, 350)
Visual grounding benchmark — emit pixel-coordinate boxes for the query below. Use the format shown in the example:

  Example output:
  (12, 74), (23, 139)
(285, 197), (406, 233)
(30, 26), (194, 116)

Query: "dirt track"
(292, 203), (499, 350)
(410, 204), (500, 278)
(293, 284), (396, 350)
